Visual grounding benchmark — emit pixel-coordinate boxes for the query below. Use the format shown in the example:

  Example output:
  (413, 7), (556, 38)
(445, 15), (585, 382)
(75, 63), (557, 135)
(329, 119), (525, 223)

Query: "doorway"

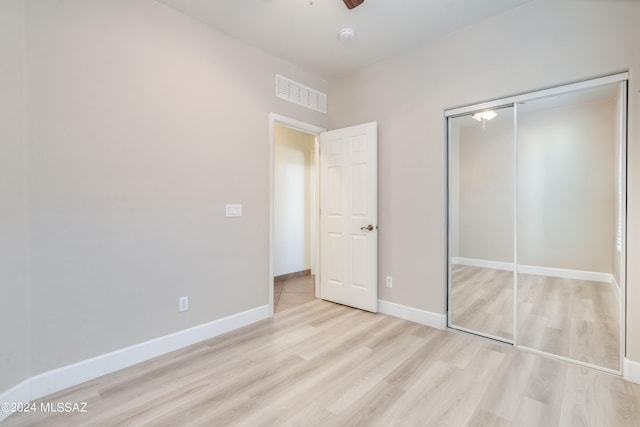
(269, 114), (380, 315)
(269, 114), (325, 315)
(273, 123), (318, 313)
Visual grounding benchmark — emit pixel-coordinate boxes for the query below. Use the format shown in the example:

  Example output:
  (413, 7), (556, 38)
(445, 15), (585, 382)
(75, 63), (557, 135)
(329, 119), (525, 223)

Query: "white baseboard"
(1, 304), (270, 416)
(624, 358), (640, 384)
(0, 379), (31, 422)
(378, 299), (446, 330)
(452, 257), (613, 284)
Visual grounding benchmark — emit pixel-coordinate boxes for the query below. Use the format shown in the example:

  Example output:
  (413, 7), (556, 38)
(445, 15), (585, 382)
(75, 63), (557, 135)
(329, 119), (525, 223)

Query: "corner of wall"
(378, 299), (446, 330)
(624, 358), (640, 384)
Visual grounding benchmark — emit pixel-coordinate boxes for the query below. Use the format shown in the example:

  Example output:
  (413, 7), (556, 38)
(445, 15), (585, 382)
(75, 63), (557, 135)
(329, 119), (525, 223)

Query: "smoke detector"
(339, 28), (356, 41)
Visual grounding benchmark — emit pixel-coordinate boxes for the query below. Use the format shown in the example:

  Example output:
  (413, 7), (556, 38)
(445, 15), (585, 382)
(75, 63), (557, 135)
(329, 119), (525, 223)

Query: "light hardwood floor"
(274, 275), (316, 313)
(450, 265), (620, 370)
(4, 299), (639, 426)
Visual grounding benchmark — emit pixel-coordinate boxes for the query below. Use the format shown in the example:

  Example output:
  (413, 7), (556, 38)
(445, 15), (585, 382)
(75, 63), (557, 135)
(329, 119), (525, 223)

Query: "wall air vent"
(276, 74), (327, 114)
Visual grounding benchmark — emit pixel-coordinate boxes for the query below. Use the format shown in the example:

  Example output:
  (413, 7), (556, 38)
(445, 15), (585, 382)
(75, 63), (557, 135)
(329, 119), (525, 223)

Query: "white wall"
(274, 125), (315, 276)
(24, 0), (327, 376)
(0, 0), (30, 392)
(327, 0), (640, 362)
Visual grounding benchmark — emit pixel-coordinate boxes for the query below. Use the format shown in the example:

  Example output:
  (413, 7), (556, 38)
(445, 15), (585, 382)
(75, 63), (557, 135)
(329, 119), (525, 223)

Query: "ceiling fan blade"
(343, 0), (365, 9)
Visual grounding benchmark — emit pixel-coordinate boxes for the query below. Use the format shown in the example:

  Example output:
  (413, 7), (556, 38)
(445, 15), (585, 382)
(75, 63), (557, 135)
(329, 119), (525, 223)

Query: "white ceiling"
(155, 0), (532, 79)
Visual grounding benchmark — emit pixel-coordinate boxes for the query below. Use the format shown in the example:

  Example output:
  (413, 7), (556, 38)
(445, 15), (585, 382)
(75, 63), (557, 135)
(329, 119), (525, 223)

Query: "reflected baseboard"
(451, 257), (512, 272)
(452, 257), (614, 284)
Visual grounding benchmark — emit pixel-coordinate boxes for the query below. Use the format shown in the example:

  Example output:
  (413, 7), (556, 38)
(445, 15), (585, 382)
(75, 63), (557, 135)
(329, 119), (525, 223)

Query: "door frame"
(268, 113), (326, 316)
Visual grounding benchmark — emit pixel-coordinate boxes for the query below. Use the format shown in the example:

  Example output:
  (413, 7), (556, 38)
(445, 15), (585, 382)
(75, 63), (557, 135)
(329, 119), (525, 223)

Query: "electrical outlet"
(386, 276), (393, 288)
(179, 296), (189, 312)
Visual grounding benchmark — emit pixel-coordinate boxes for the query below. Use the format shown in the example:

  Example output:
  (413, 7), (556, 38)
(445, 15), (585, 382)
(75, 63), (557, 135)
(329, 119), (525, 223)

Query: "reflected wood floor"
(4, 299), (639, 427)
(450, 265), (515, 340)
(518, 273), (620, 371)
(451, 265), (620, 370)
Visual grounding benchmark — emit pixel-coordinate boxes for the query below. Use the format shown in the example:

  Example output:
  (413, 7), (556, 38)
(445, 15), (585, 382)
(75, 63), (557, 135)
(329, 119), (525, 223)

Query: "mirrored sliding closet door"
(515, 82), (625, 371)
(447, 74), (627, 372)
(448, 106), (515, 342)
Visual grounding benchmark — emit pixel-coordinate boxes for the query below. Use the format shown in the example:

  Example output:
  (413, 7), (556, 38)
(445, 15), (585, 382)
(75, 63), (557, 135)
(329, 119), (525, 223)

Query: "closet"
(447, 73), (627, 373)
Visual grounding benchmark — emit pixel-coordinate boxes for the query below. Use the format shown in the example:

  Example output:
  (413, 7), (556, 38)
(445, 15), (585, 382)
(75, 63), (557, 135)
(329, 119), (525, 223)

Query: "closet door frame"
(445, 72), (628, 375)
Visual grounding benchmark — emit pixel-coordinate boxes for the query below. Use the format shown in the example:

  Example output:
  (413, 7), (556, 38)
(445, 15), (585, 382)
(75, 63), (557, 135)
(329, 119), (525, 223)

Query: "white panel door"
(320, 122), (378, 312)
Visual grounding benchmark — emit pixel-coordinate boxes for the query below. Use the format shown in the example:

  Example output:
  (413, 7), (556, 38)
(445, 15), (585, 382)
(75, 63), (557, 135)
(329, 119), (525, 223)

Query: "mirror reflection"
(449, 106), (515, 342)
(516, 84), (622, 370)
(448, 81), (624, 371)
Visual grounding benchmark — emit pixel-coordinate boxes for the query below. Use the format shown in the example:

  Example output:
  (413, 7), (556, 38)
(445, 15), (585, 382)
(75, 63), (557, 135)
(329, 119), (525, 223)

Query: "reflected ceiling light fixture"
(472, 110), (497, 121)
(472, 110), (497, 129)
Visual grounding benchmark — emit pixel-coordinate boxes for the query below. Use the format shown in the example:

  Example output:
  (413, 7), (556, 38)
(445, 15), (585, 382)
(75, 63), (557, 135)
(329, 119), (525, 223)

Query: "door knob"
(360, 224), (375, 231)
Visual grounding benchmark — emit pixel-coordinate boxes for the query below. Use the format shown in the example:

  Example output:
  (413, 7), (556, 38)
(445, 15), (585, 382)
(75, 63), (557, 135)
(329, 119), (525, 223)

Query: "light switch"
(226, 204), (242, 217)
